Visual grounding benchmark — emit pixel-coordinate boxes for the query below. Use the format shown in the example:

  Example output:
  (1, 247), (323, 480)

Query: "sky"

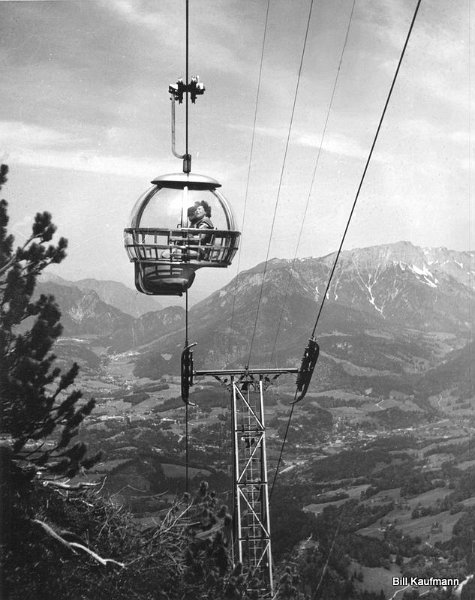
(0, 0), (473, 303)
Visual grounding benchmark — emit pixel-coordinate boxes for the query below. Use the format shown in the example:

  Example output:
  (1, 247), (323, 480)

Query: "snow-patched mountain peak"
(318, 241), (475, 291)
(211, 242), (474, 328)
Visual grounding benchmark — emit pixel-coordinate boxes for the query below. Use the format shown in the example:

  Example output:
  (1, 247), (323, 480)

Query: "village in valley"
(62, 341), (474, 598)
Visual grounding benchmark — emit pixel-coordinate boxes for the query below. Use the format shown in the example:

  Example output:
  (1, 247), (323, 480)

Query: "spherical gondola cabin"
(124, 173), (240, 296)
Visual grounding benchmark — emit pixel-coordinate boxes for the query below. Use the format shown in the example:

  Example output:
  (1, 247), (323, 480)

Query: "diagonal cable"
(270, 0), (356, 499)
(310, 0), (423, 339)
(269, 0), (356, 365)
(247, 0), (316, 368)
(227, 0), (271, 362)
(270, 0), (423, 501)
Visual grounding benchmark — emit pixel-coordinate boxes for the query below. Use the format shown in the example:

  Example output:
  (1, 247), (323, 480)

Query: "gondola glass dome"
(124, 172), (240, 296)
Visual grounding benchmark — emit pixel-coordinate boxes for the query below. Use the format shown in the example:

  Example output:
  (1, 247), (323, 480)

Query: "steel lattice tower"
(232, 374), (273, 596)
(195, 367), (299, 598)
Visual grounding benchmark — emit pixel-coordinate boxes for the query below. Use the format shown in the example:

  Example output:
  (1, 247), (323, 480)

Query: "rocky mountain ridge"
(133, 243), (474, 404)
(39, 272), (163, 317)
(37, 242), (474, 404)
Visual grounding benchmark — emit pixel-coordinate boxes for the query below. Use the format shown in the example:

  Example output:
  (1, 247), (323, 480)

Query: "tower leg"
(195, 367), (300, 597)
(232, 375), (273, 597)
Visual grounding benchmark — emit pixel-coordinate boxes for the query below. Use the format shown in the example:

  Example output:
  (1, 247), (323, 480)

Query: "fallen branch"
(69, 542), (125, 568)
(32, 519), (125, 568)
(42, 480), (100, 490)
(32, 519), (77, 553)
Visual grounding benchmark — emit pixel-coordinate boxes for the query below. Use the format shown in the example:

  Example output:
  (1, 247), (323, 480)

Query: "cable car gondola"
(124, 172), (240, 295)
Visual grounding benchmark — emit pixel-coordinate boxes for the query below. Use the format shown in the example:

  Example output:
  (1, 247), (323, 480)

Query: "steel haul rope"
(269, 0), (356, 366)
(247, 0), (316, 369)
(270, 0), (423, 502)
(183, 0), (191, 494)
(228, 0), (271, 361)
(185, 289), (189, 493)
(310, 0), (423, 338)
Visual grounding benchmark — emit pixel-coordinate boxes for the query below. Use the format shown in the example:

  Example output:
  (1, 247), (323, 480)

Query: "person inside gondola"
(194, 200), (213, 229)
(194, 201), (214, 249)
(188, 201), (213, 228)
(188, 200), (214, 248)
(187, 204), (199, 226)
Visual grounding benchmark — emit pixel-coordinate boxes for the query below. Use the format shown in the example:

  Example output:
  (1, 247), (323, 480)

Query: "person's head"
(196, 200), (211, 218)
(195, 204), (205, 219)
(187, 204), (199, 224)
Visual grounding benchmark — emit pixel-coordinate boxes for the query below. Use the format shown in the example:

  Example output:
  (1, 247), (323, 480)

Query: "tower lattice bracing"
(194, 367), (299, 598)
(232, 375), (273, 597)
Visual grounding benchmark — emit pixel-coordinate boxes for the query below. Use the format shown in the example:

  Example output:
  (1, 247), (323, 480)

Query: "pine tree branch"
(0, 235), (39, 276)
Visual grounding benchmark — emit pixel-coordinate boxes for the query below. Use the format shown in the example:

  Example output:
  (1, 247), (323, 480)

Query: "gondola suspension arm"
(169, 77), (205, 171)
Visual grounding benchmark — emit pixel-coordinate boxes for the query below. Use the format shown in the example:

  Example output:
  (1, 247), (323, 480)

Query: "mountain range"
(37, 241), (474, 406)
(39, 273), (163, 318)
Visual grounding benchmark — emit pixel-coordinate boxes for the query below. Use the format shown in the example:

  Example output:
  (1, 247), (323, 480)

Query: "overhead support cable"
(309, 0), (423, 339)
(270, 0), (423, 502)
(269, 397), (296, 501)
(269, 0), (356, 365)
(468, 0), (473, 479)
(185, 0), (189, 159)
(247, 0), (316, 368)
(269, 0), (355, 501)
(228, 0), (271, 359)
(184, 289), (190, 493)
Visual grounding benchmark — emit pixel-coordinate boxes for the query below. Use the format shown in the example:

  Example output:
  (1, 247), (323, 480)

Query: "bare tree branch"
(32, 519), (77, 553)
(42, 480), (100, 491)
(32, 519), (125, 568)
(68, 542), (125, 568)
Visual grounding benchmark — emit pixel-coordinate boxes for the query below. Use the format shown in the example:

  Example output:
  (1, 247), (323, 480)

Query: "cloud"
(0, 121), (79, 148)
(376, 8), (469, 113)
(99, 0), (169, 31)
(298, 131), (367, 160)
(0, 119), (153, 177)
(403, 121), (471, 150)
(5, 147), (158, 179)
(449, 131), (471, 145)
(227, 121), (369, 161)
(0, 118), (232, 179)
(99, 0), (251, 77)
(355, 0), (415, 56)
(227, 122), (287, 139)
